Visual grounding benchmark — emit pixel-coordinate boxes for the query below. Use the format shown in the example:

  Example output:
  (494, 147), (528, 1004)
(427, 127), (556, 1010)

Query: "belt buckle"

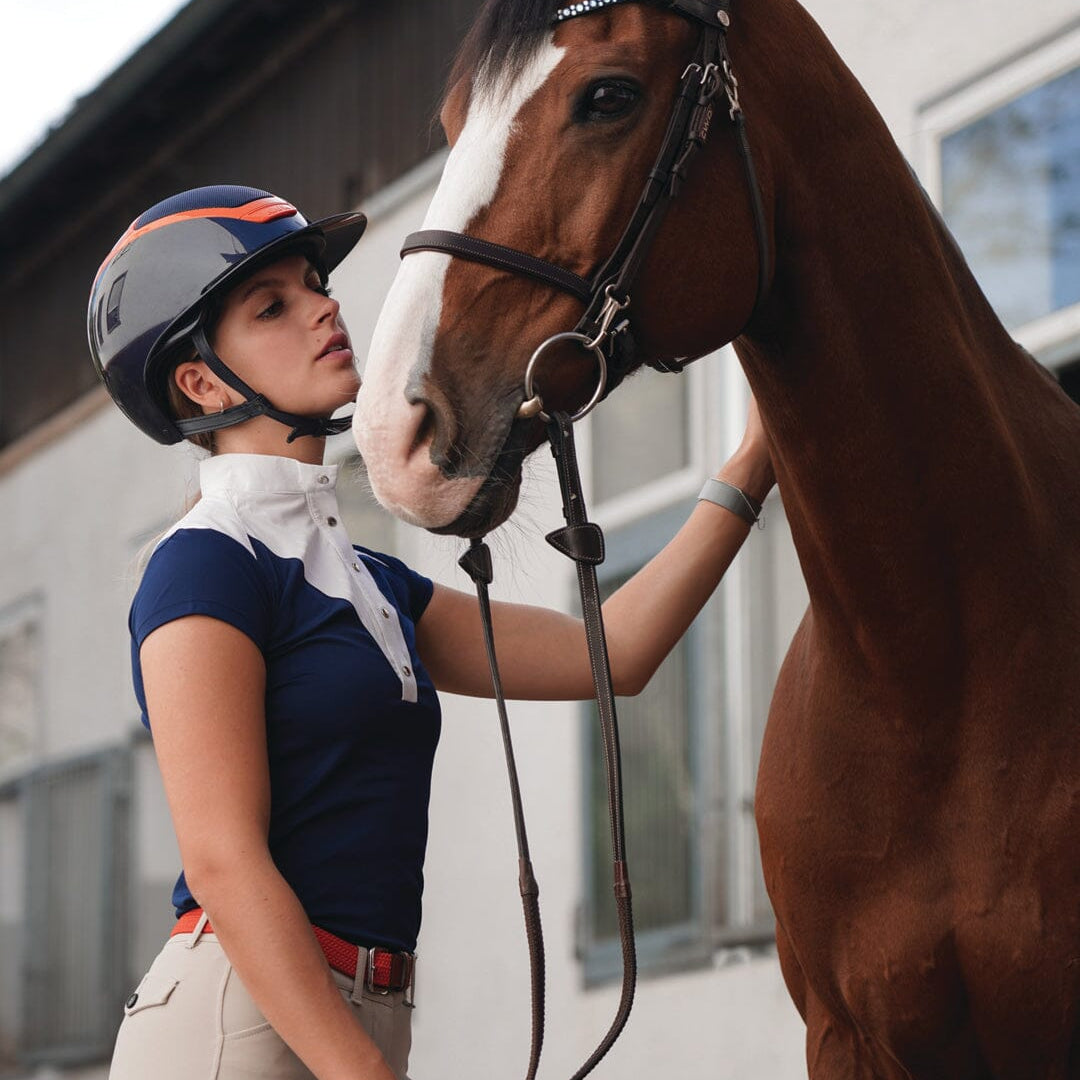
(365, 947), (415, 1006)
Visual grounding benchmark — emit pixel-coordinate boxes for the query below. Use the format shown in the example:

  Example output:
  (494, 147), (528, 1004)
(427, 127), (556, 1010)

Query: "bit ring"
(518, 332), (608, 424)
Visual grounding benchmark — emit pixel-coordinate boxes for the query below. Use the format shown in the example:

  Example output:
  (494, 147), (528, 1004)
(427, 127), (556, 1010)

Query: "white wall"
(0, 2), (1074, 1076)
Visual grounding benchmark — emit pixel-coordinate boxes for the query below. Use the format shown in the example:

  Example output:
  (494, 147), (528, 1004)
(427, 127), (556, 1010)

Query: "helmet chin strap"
(175, 325), (353, 444)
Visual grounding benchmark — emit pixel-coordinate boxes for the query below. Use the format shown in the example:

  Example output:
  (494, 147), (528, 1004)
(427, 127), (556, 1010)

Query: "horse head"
(353, 0), (770, 537)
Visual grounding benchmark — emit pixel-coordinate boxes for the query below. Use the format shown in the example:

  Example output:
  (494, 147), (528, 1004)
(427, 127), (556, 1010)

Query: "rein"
(426, 1), (768, 1075)
(401, 0), (769, 416)
(458, 411), (633, 1080)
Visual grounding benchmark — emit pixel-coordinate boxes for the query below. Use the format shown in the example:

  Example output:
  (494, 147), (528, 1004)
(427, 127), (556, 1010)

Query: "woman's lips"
(318, 331), (352, 362)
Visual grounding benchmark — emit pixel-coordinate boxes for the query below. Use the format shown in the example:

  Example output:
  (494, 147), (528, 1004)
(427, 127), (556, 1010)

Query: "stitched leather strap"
(401, 230), (592, 303)
(544, 413), (636, 1080)
(457, 539), (546, 1080)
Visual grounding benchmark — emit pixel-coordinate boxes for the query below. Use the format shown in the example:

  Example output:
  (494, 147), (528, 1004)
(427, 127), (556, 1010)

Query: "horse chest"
(754, 626), (1080, 1077)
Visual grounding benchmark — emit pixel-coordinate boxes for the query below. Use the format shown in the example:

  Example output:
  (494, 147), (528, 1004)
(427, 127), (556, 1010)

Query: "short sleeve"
(355, 547), (434, 623)
(131, 527), (274, 651)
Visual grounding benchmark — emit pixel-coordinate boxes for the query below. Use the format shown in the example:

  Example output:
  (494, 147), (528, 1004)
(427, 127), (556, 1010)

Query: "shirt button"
(126, 993), (139, 1009)
(352, 562), (362, 572)
(381, 607), (391, 619)
(327, 516), (338, 527)
(317, 475), (329, 484)
(402, 664), (412, 677)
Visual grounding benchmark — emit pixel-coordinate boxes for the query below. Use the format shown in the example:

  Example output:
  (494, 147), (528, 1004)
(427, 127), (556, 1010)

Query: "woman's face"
(212, 252), (359, 416)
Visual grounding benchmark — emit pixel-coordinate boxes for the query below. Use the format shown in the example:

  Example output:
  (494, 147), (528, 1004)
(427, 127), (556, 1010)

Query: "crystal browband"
(554, 0), (631, 22)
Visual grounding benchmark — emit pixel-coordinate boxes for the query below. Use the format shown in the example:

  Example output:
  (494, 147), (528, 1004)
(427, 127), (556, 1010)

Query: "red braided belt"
(170, 907), (415, 992)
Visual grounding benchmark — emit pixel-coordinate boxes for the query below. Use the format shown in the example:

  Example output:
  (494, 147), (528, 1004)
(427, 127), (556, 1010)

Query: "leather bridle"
(401, 0), (769, 420)
(424, 3), (769, 1077)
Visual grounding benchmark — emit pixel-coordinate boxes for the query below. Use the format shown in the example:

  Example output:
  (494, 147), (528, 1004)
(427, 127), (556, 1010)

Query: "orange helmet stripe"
(92, 196), (299, 290)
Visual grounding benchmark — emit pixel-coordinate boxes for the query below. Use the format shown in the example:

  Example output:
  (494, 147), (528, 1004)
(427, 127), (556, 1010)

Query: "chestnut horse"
(352, 0), (1080, 1075)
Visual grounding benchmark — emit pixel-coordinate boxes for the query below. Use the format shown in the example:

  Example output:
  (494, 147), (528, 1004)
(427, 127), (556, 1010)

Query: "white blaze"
(354, 36), (563, 528)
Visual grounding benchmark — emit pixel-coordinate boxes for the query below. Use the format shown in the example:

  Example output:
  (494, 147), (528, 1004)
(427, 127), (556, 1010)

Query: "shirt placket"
(308, 475), (419, 703)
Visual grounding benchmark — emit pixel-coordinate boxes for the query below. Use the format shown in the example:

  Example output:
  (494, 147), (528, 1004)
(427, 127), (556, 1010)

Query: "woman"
(88, 186), (775, 1080)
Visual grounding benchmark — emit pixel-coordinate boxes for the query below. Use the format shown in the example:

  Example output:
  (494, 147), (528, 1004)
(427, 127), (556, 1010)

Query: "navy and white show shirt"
(130, 453), (441, 952)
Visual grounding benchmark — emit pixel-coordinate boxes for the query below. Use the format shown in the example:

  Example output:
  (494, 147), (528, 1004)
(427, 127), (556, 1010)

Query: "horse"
(351, 0), (1080, 1075)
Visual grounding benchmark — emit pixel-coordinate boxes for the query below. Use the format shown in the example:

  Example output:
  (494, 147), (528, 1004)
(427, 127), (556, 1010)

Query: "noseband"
(401, 0), (769, 420)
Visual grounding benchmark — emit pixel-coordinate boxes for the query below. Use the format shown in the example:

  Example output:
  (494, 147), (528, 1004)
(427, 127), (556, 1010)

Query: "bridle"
(413, 2), (769, 1077)
(401, 0), (770, 422)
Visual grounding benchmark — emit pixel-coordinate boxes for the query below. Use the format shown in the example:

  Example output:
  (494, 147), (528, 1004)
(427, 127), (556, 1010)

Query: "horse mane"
(447, 0), (564, 97)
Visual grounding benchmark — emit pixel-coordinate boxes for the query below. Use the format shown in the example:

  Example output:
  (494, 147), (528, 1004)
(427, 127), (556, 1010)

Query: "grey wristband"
(698, 477), (763, 526)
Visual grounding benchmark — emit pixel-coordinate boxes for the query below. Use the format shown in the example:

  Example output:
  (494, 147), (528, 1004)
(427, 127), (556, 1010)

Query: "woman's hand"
(417, 392), (778, 701)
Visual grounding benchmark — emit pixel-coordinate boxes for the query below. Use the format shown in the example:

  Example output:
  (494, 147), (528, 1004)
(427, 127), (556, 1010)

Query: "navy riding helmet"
(87, 185), (367, 445)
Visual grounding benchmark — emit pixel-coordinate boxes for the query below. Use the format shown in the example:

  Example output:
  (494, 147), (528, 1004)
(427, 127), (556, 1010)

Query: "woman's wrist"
(716, 443), (775, 507)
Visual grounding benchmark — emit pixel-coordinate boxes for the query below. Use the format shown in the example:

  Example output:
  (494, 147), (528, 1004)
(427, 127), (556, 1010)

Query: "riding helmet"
(87, 184), (367, 445)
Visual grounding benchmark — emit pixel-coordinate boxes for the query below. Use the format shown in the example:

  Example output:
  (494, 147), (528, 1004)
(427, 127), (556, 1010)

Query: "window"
(19, 748), (131, 1066)
(920, 20), (1080, 363)
(580, 506), (718, 982)
(579, 357), (801, 983)
(940, 64), (1080, 329)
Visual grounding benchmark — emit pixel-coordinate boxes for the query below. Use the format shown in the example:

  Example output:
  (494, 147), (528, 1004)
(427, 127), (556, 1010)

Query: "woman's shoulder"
(131, 499), (275, 645)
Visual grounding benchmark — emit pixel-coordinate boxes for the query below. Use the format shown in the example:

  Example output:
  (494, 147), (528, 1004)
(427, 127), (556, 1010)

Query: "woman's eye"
(581, 80), (641, 122)
(258, 299), (284, 319)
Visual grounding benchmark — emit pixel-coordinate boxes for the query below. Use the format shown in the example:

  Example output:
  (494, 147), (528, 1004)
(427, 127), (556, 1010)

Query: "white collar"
(199, 453), (340, 496)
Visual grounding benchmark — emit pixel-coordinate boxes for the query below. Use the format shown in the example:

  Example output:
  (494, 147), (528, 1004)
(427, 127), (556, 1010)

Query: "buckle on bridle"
(584, 286), (630, 350)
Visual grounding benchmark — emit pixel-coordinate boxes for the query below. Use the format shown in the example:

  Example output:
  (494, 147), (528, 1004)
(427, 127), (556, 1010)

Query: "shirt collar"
(199, 453), (340, 496)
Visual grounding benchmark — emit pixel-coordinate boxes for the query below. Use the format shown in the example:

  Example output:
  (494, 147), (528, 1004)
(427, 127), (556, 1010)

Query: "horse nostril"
(411, 401), (437, 457)
(407, 389), (461, 476)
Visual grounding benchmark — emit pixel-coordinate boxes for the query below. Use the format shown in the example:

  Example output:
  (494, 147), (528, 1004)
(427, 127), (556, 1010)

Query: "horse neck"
(731, 5), (1078, 675)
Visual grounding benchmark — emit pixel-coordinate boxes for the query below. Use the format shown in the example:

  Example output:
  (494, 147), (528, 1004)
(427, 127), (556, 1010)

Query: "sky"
(0, 0), (190, 177)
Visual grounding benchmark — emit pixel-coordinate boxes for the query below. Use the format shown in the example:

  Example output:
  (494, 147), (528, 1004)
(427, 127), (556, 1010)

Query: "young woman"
(89, 186), (775, 1080)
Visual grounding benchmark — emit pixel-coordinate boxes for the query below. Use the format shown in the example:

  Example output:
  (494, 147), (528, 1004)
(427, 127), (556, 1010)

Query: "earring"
(218, 400), (226, 414)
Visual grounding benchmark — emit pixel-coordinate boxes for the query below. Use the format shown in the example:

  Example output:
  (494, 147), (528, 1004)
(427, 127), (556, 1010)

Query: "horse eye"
(581, 80), (641, 122)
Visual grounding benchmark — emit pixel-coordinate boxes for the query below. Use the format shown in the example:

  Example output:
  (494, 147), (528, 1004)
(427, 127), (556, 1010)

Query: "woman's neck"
(212, 418), (328, 465)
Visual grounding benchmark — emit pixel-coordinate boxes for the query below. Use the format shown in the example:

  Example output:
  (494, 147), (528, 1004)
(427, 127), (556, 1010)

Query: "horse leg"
(778, 919), (917, 1080)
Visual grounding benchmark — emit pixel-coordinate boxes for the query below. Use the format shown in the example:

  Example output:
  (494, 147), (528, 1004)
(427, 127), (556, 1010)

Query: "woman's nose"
(314, 292), (340, 324)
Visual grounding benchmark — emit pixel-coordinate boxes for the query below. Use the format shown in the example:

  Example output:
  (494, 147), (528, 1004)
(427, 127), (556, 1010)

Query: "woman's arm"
(416, 399), (775, 700)
(140, 616), (395, 1080)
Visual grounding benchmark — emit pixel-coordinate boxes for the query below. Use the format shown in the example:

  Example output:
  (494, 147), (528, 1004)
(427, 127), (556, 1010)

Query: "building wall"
(0, 1), (1077, 1076)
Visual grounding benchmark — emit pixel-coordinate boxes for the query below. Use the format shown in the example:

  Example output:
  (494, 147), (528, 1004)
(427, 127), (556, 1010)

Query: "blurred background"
(0, 0), (1077, 1076)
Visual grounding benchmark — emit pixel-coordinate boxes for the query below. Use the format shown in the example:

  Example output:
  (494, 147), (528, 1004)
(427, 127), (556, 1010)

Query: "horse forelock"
(448, 0), (565, 101)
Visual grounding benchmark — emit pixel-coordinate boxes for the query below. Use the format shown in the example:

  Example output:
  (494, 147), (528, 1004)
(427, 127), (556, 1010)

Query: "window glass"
(590, 368), (690, 504)
(586, 624), (697, 942)
(941, 64), (1080, 328)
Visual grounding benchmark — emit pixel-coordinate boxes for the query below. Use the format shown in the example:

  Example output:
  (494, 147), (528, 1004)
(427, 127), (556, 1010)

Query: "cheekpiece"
(554, 0), (630, 22)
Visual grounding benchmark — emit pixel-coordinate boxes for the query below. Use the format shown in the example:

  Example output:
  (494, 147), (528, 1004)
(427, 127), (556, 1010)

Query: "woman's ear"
(173, 361), (233, 414)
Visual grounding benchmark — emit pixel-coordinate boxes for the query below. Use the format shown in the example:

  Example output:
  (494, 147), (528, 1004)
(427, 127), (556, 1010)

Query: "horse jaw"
(353, 37), (564, 530)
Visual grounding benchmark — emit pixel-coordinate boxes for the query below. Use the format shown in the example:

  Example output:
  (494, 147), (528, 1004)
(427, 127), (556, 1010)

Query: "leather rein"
(421, 2), (769, 1077)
